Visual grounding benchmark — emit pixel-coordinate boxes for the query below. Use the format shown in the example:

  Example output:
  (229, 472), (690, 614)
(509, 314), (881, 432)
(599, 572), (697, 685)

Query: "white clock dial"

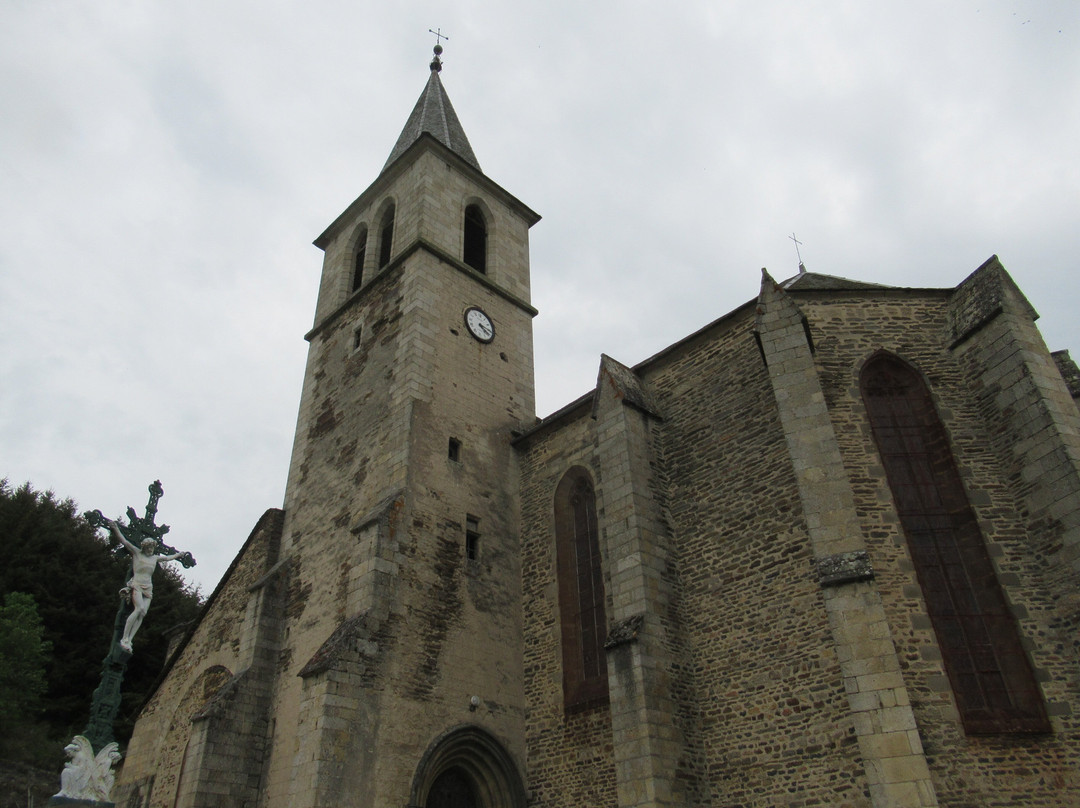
(465, 307), (494, 343)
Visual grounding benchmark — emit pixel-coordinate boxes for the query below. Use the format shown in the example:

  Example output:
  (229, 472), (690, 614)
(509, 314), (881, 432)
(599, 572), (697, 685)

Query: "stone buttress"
(754, 270), (939, 808)
(592, 354), (688, 808)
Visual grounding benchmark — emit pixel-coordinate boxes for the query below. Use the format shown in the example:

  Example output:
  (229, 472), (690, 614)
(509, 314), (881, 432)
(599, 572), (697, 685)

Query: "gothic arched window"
(378, 204), (395, 269)
(861, 352), (1048, 734)
(351, 225), (368, 292)
(463, 204), (487, 274)
(554, 467), (608, 710)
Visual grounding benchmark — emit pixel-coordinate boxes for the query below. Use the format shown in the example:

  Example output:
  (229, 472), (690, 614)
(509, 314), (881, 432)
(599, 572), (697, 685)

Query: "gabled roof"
(382, 61), (480, 174)
(781, 268), (892, 291)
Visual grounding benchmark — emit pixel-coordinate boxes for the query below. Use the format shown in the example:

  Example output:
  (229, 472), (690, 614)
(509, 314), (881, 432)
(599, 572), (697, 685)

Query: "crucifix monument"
(48, 481), (195, 807)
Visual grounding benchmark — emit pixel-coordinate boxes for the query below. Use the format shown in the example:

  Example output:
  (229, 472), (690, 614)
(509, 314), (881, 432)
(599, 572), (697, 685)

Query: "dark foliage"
(0, 480), (203, 765)
(0, 592), (51, 722)
(0, 592), (54, 769)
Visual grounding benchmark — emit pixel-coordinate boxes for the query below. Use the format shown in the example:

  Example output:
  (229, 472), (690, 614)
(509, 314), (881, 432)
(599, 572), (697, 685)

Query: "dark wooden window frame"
(554, 467), (609, 711)
(861, 352), (1049, 734)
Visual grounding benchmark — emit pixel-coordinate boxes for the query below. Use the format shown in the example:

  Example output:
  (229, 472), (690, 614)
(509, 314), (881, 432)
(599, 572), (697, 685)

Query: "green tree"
(0, 592), (52, 726)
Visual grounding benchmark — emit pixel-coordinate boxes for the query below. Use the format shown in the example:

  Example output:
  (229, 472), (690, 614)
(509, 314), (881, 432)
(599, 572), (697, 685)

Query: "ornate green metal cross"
(81, 481), (195, 752)
(86, 479), (195, 568)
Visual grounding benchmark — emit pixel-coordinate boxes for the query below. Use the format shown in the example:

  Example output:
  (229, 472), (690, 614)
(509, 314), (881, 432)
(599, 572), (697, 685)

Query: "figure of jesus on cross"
(87, 480), (196, 655)
(106, 519), (191, 652)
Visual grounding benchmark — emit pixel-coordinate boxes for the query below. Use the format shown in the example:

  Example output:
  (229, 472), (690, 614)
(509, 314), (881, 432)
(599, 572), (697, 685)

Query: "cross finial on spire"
(428, 28), (449, 72)
(789, 232), (807, 274)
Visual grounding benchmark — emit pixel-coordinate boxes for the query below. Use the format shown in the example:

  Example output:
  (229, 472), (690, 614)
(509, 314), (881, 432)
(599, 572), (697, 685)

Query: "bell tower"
(263, 46), (540, 808)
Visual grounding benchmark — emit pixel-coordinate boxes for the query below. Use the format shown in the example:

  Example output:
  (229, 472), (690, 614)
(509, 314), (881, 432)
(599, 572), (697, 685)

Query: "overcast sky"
(2, 1), (1077, 595)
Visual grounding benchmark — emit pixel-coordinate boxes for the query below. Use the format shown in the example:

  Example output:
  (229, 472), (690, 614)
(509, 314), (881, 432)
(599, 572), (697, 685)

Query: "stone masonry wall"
(642, 306), (868, 806)
(259, 261), (412, 806)
(518, 303), (870, 806)
(114, 508), (283, 808)
(802, 288), (1080, 806)
(262, 145), (537, 806)
(592, 356), (687, 807)
(344, 240), (533, 803)
(517, 404), (619, 807)
(520, 279), (1080, 807)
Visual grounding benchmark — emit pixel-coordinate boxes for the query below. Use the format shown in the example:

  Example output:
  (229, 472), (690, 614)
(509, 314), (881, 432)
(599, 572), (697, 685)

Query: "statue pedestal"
(46, 798), (115, 807)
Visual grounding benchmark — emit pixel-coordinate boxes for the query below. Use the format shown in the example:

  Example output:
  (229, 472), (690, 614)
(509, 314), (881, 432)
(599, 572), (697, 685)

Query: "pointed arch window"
(861, 353), (1048, 734)
(351, 225), (368, 292)
(463, 204), (487, 274)
(378, 205), (395, 269)
(554, 467), (608, 710)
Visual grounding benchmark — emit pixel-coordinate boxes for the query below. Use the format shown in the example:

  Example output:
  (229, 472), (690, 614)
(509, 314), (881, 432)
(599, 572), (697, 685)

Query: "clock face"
(464, 307), (494, 343)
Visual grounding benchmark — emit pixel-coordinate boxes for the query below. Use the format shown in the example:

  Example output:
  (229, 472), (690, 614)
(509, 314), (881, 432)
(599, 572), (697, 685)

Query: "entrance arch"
(426, 767), (476, 808)
(409, 725), (527, 808)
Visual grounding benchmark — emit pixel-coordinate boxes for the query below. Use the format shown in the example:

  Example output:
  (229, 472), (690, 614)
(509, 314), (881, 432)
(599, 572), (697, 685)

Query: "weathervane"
(428, 27), (448, 72)
(789, 232), (807, 274)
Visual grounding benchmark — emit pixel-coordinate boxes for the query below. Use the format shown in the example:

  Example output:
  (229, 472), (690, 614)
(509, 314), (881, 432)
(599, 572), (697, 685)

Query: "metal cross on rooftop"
(428, 28), (449, 71)
(789, 232), (807, 273)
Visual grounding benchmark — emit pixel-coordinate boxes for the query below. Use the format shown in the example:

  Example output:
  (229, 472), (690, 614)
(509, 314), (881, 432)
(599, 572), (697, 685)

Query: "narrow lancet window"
(378, 205), (395, 269)
(463, 204), (487, 274)
(465, 515), (479, 562)
(352, 226), (368, 291)
(861, 352), (1049, 734)
(554, 467), (608, 709)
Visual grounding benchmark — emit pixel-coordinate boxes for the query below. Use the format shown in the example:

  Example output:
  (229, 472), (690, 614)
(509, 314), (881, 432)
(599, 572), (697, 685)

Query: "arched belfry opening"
(409, 726), (527, 808)
(351, 224), (368, 291)
(378, 203), (396, 269)
(463, 203), (488, 274)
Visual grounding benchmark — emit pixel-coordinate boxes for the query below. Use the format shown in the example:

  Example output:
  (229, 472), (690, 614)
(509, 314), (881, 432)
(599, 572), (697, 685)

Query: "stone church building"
(115, 50), (1080, 807)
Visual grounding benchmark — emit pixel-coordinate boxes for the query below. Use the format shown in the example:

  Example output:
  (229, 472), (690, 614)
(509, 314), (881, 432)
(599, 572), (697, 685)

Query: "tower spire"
(381, 37), (481, 174)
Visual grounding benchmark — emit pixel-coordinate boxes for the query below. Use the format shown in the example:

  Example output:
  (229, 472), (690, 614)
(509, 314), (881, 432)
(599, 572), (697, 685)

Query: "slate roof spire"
(382, 44), (481, 174)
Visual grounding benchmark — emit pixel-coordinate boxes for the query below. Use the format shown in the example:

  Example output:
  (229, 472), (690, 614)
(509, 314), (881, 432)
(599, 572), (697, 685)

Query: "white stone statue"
(56, 736), (94, 798)
(89, 742), (122, 802)
(107, 517), (189, 653)
(54, 736), (123, 801)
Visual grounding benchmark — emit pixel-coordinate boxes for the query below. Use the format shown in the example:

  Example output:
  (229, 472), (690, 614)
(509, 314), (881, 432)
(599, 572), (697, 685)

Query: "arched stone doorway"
(409, 726), (527, 808)
(427, 767), (476, 808)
